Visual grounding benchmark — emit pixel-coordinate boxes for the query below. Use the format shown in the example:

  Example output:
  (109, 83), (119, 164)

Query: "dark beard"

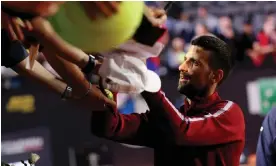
(177, 82), (208, 99)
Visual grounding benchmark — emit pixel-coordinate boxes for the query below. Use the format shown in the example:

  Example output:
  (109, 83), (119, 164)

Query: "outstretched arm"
(91, 106), (157, 147)
(12, 58), (67, 95)
(31, 17), (90, 69)
(28, 17), (116, 108)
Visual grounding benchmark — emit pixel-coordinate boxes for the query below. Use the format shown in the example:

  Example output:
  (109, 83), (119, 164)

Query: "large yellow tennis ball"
(47, 1), (144, 53)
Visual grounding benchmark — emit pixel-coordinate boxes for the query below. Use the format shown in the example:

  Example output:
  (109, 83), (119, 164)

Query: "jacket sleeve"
(256, 108), (276, 166)
(141, 90), (245, 146)
(91, 106), (155, 147)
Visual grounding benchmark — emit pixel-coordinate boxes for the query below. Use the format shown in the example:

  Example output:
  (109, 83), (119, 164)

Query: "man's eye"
(193, 60), (200, 66)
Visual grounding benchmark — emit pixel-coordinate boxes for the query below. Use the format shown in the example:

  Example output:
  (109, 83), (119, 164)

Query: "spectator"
(166, 37), (187, 71)
(215, 16), (239, 61)
(176, 13), (194, 42)
(196, 7), (218, 32)
(166, 12), (193, 41)
(249, 15), (276, 67)
(192, 22), (216, 40)
(236, 18), (256, 62)
(256, 107), (276, 166)
(195, 22), (210, 36)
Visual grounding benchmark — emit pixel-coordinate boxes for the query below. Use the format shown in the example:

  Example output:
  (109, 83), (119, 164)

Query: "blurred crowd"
(146, 1), (276, 73)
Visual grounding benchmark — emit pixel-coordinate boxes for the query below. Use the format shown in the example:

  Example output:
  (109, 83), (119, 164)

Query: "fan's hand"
(144, 6), (167, 27)
(1, 10), (33, 41)
(81, 2), (121, 20)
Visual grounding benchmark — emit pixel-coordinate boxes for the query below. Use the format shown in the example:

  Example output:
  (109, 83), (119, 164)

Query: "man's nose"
(179, 61), (188, 72)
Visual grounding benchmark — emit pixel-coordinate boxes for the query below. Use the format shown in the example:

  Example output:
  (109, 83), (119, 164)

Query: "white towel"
(99, 40), (164, 93)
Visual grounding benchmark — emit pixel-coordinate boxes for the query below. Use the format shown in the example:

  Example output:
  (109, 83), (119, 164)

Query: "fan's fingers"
(153, 8), (166, 17)
(104, 1), (120, 13)
(24, 20), (33, 31)
(94, 2), (113, 17)
(6, 20), (18, 41)
(80, 2), (98, 20)
(11, 17), (24, 41)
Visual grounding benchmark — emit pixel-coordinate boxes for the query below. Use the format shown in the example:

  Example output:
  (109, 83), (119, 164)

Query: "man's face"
(178, 45), (213, 98)
(243, 24), (252, 34)
(198, 7), (207, 18)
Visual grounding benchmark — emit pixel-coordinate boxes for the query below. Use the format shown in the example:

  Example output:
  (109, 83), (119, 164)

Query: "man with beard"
(91, 35), (245, 166)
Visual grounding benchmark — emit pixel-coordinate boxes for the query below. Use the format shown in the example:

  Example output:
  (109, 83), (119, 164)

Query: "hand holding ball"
(47, 1), (144, 52)
(104, 89), (114, 101)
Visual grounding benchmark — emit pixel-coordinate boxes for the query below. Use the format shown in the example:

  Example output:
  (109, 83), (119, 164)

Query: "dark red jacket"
(91, 91), (245, 166)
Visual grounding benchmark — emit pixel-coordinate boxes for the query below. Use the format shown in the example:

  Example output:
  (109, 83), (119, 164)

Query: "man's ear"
(211, 69), (224, 84)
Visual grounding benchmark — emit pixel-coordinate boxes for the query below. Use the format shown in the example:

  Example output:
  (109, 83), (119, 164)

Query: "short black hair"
(191, 35), (233, 84)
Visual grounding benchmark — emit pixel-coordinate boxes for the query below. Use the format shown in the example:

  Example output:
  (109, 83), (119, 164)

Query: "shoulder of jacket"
(213, 100), (243, 113)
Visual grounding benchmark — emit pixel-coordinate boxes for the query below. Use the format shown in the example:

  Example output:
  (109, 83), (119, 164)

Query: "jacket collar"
(184, 91), (221, 112)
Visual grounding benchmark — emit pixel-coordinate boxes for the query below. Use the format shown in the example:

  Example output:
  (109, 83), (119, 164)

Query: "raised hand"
(2, 2), (64, 17)
(80, 1), (121, 20)
(144, 6), (167, 27)
(1, 10), (33, 41)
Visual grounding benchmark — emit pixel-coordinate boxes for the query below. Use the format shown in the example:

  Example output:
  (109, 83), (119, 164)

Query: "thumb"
(104, 98), (116, 109)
